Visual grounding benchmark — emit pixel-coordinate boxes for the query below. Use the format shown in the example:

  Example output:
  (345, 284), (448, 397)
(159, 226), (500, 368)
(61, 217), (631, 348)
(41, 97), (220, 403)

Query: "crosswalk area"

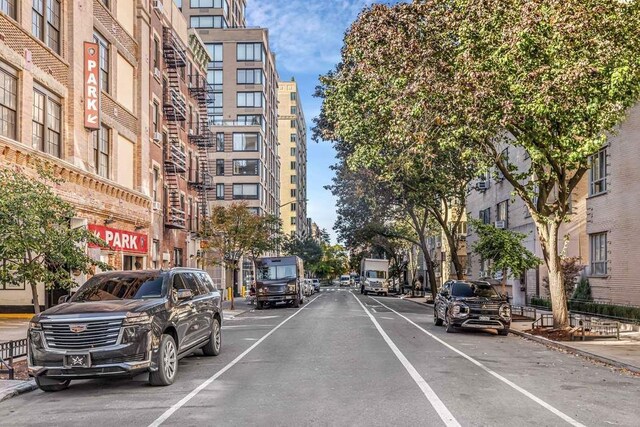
(320, 288), (352, 292)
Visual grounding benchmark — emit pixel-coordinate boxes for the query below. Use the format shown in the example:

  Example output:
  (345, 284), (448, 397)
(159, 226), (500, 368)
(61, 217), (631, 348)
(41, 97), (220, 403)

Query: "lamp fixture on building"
(104, 217), (115, 225)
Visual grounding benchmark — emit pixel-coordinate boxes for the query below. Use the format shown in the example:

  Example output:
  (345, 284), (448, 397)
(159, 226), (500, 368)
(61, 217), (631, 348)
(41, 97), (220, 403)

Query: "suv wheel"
(433, 307), (443, 326)
(444, 310), (456, 333)
(35, 377), (70, 392)
(149, 334), (178, 386)
(202, 317), (222, 356)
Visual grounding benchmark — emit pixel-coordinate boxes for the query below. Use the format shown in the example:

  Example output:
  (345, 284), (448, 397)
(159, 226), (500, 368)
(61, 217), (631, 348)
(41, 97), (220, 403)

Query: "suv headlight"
(123, 313), (152, 326)
(451, 302), (469, 318)
(499, 304), (511, 320)
(29, 320), (42, 331)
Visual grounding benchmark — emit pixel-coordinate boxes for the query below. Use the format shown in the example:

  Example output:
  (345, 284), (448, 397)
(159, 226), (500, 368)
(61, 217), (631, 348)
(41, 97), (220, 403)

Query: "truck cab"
(255, 256), (305, 309)
(360, 258), (390, 296)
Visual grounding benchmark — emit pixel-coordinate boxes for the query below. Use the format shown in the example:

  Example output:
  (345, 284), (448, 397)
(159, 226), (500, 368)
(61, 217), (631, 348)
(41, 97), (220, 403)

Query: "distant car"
(28, 269), (223, 392)
(339, 275), (351, 287)
(311, 279), (321, 292)
(434, 280), (511, 335)
(303, 279), (313, 296)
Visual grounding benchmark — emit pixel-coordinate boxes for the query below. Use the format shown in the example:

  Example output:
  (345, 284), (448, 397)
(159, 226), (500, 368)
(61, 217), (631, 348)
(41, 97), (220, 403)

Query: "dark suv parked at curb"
(434, 280), (511, 335)
(28, 268), (222, 392)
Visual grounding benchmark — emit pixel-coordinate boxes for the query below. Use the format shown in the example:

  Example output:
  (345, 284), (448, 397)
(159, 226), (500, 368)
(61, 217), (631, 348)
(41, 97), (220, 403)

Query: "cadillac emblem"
(69, 324), (87, 333)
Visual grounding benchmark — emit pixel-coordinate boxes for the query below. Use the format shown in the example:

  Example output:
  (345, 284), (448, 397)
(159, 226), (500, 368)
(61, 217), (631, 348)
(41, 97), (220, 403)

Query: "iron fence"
(0, 338), (27, 380)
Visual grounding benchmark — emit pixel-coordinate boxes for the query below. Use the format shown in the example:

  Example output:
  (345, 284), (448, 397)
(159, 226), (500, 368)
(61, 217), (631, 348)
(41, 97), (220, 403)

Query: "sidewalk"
(0, 379), (36, 403)
(222, 296), (255, 318)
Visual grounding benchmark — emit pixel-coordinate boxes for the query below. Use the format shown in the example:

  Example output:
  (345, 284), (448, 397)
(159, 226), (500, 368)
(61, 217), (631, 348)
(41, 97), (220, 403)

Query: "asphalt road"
(1, 288), (638, 426)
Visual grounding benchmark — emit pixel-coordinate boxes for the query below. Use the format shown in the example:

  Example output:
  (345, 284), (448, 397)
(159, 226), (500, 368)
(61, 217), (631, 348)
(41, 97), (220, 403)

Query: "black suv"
(434, 280), (511, 335)
(28, 268), (222, 392)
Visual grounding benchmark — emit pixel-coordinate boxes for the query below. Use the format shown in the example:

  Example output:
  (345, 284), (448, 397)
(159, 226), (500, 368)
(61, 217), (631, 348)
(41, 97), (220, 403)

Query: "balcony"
(165, 206), (186, 229)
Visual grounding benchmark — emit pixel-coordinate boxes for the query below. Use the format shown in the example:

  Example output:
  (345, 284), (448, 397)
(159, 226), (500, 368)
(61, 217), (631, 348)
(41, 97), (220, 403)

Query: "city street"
(1, 289), (638, 426)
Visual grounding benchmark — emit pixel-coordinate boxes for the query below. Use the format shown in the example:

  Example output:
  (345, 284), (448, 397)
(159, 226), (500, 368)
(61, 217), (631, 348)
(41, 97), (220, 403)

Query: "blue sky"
(246, 0), (378, 242)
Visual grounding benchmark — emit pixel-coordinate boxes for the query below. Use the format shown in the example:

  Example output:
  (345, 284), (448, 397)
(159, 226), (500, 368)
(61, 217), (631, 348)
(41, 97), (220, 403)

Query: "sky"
(246, 0), (378, 243)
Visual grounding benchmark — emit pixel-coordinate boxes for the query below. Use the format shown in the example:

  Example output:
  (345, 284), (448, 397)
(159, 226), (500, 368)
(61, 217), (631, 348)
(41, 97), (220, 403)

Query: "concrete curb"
(0, 379), (37, 402)
(396, 296), (433, 308)
(509, 329), (640, 374)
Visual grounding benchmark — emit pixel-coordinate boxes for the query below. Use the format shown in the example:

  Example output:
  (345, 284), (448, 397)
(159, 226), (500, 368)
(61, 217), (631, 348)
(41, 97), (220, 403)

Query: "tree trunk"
(418, 235), (438, 301)
(231, 264), (237, 311)
(501, 267), (508, 297)
(31, 282), (40, 314)
(443, 231), (464, 280)
(535, 219), (568, 328)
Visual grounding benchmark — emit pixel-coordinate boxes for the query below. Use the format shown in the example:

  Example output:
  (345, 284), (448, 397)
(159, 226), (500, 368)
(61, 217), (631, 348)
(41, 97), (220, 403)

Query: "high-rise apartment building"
(278, 80), (308, 238)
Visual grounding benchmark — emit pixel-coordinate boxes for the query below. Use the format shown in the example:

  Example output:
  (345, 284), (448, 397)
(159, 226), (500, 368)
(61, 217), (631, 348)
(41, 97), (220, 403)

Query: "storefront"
(88, 224), (149, 270)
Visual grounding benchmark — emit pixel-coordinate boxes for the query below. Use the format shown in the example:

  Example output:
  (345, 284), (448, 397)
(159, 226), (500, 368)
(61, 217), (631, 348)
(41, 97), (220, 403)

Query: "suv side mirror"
(58, 295), (71, 304)
(176, 289), (193, 300)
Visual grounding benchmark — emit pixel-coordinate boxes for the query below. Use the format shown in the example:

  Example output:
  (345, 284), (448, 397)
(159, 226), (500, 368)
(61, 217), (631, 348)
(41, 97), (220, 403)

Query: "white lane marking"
(372, 297), (587, 427)
(380, 316), (394, 320)
(221, 324), (273, 329)
(371, 308), (377, 313)
(351, 292), (460, 427)
(148, 294), (323, 427)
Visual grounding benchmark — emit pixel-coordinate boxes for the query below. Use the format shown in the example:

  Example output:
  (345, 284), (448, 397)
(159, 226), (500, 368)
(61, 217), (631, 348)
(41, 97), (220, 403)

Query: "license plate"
(65, 354), (90, 368)
(479, 316), (490, 321)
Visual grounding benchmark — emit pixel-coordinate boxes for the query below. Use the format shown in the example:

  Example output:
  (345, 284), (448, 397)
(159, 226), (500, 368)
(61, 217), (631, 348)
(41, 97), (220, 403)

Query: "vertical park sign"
(84, 42), (100, 129)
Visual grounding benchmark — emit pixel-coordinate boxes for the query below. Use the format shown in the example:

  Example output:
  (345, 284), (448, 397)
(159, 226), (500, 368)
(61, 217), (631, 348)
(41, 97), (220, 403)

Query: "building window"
(216, 183), (224, 200)
(237, 91), (264, 108)
(205, 43), (223, 68)
(190, 0), (226, 8)
(153, 37), (161, 70)
(290, 92), (296, 101)
(496, 200), (508, 227)
(216, 159), (224, 176)
(233, 159), (259, 176)
(216, 132), (225, 151)
(93, 125), (110, 178)
(237, 69), (264, 85)
(32, 0), (61, 54)
(237, 114), (263, 127)
(290, 147), (296, 156)
(0, 65), (17, 141)
(174, 248), (183, 267)
(290, 203), (296, 212)
(589, 148), (607, 196)
(290, 119), (296, 128)
(290, 106), (297, 114)
(32, 87), (62, 158)
(479, 208), (491, 225)
(208, 69), (223, 90)
(152, 167), (159, 202)
(233, 133), (260, 151)
(190, 15), (227, 28)
(290, 189), (297, 198)
(290, 175), (297, 184)
(290, 134), (296, 143)
(290, 161), (296, 170)
(152, 101), (160, 133)
(94, 32), (110, 93)
(237, 43), (263, 61)
(290, 217), (296, 225)
(1, 0), (16, 19)
(152, 239), (159, 269)
(233, 184), (259, 200)
(209, 91), (223, 115)
(589, 232), (607, 276)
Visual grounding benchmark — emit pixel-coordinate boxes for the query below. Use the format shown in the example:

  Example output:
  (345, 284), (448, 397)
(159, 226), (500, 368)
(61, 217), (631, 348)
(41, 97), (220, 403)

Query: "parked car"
(339, 275), (351, 287)
(433, 280), (511, 335)
(311, 279), (321, 293)
(28, 268), (223, 392)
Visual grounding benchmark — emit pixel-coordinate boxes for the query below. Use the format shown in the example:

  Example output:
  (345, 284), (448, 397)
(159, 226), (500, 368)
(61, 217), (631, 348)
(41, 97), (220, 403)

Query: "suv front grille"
(42, 319), (123, 350)
(466, 301), (501, 314)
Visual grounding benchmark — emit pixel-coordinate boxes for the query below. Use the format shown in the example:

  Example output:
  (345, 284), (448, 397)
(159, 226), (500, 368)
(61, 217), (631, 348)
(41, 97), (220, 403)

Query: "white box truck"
(360, 258), (389, 296)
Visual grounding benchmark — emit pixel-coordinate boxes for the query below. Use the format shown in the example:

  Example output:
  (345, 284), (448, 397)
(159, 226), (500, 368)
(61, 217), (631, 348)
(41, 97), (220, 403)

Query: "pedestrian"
(360, 281), (365, 294)
(249, 283), (256, 305)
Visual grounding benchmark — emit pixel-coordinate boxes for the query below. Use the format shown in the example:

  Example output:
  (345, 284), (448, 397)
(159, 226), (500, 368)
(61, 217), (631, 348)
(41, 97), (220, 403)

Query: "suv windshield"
(451, 282), (499, 298)
(71, 273), (165, 301)
(257, 265), (297, 280)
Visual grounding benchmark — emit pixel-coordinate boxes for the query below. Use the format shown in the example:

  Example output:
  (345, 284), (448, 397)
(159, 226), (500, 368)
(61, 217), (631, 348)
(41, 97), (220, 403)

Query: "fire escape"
(163, 28), (188, 229)
(188, 73), (215, 220)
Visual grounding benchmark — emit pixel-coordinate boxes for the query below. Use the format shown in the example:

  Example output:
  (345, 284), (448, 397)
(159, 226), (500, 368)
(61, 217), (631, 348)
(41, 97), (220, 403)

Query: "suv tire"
(434, 307), (443, 326)
(35, 377), (70, 392)
(202, 317), (222, 356)
(445, 311), (456, 333)
(149, 334), (178, 386)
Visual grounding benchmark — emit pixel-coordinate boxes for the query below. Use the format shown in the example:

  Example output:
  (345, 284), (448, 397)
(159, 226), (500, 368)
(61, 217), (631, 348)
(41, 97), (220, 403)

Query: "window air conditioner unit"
(477, 181), (489, 190)
(153, 67), (161, 79)
(152, 201), (161, 211)
(152, 0), (164, 13)
(494, 220), (506, 229)
(153, 132), (162, 142)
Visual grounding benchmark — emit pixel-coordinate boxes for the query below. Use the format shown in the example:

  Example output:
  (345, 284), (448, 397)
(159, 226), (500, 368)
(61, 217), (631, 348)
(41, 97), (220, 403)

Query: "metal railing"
(511, 306), (537, 320)
(0, 339), (27, 380)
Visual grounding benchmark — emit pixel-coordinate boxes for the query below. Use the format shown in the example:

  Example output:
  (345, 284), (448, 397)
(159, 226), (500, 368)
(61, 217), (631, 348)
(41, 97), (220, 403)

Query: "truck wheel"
(256, 301), (263, 310)
(363, 290), (368, 295)
(434, 307), (443, 326)
(498, 328), (509, 336)
(202, 316), (221, 356)
(293, 298), (300, 308)
(35, 377), (70, 392)
(149, 334), (178, 386)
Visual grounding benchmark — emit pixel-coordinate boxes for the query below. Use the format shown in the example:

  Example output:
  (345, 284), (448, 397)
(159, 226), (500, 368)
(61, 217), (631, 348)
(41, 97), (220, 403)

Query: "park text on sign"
(84, 42), (100, 129)
(88, 225), (148, 255)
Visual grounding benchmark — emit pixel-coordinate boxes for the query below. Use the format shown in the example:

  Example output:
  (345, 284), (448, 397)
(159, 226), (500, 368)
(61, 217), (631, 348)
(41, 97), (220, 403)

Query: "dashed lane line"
(371, 296), (587, 427)
(351, 292), (460, 427)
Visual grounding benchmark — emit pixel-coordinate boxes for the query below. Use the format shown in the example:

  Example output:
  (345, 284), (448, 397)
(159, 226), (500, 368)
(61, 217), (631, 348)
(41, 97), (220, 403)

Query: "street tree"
(453, 0), (640, 327)
(282, 236), (323, 274)
(470, 219), (540, 296)
(314, 3), (479, 291)
(0, 168), (110, 314)
(201, 203), (280, 310)
(314, 244), (348, 281)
